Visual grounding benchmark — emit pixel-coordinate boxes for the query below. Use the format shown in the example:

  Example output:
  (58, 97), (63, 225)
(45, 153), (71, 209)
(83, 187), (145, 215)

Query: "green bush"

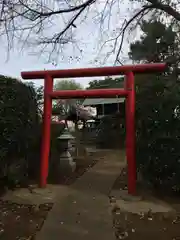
(0, 76), (40, 188)
(96, 113), (125, 149)
(136, 77), (180, 193)
(137, 136), (180, 192)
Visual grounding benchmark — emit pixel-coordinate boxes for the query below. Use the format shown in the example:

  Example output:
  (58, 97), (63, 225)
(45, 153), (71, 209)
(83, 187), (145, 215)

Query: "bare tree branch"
(147, 0), (180, 21)
(0, 0), (180, 65)
(115, 4), (156, 64)
(18, 0), (96, 20)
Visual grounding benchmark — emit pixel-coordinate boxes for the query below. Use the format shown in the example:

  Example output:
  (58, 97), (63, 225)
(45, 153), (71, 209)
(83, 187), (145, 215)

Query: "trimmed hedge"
(0, 76), (40, 188)
(136, 77), (180, 194)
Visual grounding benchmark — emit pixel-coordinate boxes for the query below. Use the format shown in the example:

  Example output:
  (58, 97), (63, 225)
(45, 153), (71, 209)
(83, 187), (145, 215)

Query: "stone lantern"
(57, 127), (76, 175)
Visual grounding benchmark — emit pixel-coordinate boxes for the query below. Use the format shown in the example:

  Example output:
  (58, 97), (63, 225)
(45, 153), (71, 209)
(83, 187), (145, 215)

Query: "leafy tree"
(54, 79), (83, 90)
(53, 79), (84, 119)
(32, 80), (84, 118)
(129, 20), (180, 74)
(129, 20), (180, 193)
(87, 77), (124, 89)
(130, 21), (177, 61)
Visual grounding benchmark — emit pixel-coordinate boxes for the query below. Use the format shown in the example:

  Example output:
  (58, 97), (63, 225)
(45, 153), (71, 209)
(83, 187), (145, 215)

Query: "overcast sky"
(0, 0), (140, 88)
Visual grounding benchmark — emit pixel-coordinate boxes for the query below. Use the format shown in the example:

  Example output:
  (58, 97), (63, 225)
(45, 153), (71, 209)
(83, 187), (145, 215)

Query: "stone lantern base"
(59, 151), (76, 175)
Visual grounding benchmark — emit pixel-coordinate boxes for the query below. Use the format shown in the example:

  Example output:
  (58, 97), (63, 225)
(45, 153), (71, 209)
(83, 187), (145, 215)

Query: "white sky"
(0, 0), (141, 88)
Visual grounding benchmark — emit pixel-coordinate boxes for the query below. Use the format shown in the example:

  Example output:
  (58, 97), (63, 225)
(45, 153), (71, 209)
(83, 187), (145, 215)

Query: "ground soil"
(1, 149), (180, 240)
(0, 201), (53, 240)
(0, 158), (98, 240)
(112, 167), (180, 239)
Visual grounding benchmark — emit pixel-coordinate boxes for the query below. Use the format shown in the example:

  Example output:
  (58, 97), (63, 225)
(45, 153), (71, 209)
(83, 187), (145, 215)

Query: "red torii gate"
(21, 63), (166, 195)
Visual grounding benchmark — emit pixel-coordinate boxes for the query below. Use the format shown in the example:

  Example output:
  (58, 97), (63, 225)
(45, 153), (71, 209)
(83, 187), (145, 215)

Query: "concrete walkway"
(36, 150), (126, 240)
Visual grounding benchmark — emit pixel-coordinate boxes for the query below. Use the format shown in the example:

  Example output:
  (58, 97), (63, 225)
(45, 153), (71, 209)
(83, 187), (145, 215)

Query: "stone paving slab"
(111, 189), (175, 214)
(36, 150), (126, 240)
(2, 185), (67, 205)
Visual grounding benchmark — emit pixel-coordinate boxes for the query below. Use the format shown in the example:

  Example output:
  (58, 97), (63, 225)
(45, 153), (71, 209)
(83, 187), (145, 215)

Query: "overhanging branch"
(19, 0), (96, 21)
(115, 4), (157, 64)
(147, 0), (180, 21)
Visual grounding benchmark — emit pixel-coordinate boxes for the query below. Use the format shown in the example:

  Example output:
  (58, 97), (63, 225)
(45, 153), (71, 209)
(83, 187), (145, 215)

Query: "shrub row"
(136, 78), (180, 194)
(0, 76), (40, 188)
